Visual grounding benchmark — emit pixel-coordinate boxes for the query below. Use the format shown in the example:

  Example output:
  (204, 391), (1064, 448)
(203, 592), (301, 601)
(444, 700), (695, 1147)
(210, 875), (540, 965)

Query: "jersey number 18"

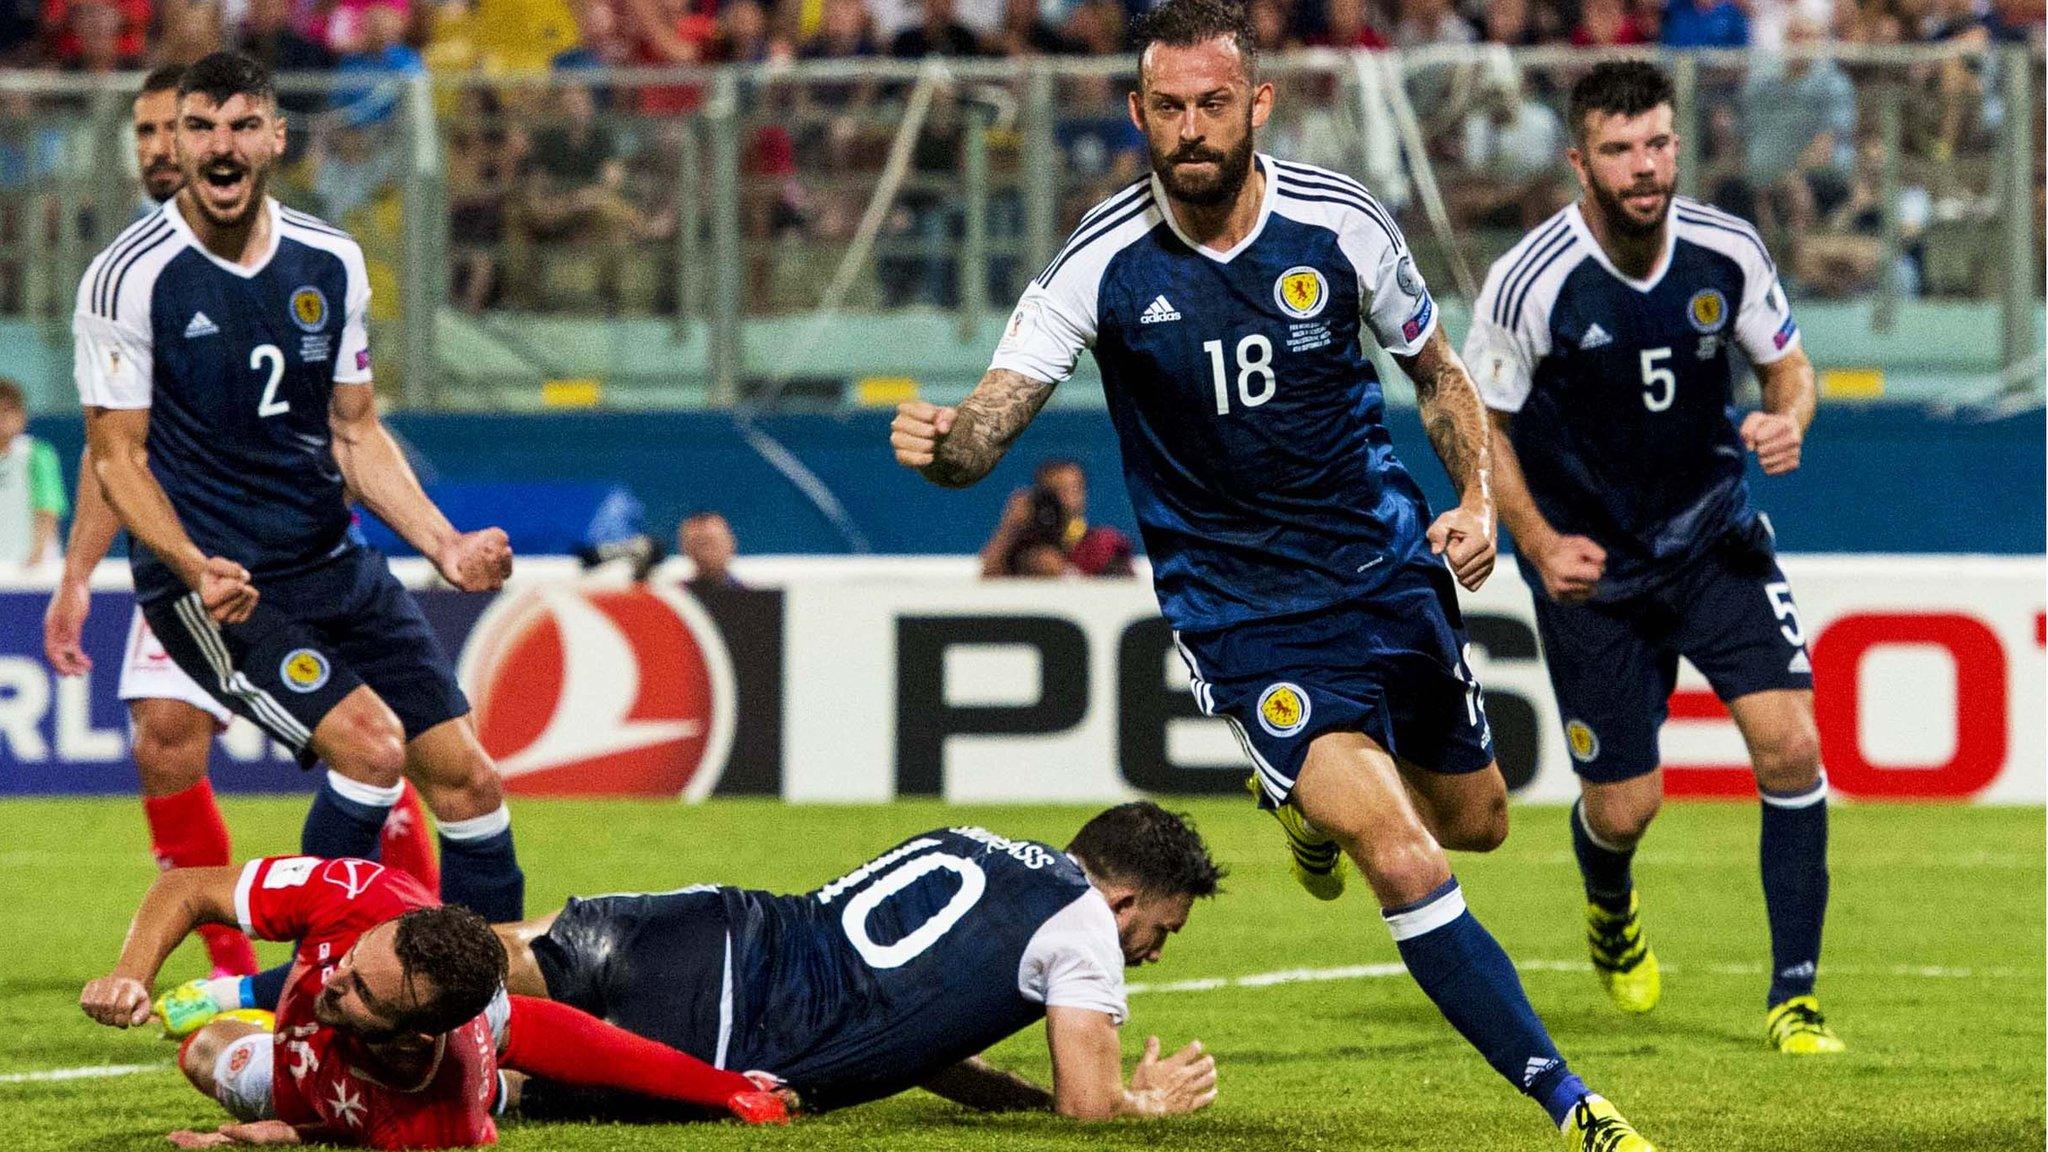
(1204, 335), (1276, 415)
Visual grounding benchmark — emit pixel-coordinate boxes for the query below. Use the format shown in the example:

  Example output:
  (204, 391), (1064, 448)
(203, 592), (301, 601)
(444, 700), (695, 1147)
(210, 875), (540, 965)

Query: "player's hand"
(168, 1120), (303, 1147)
(44, 579), (93, 675)
(1128, 1035), (1218, 1116)
(1427, 503), (1496, 592)
(436, 528), (513, 592)
(1534, 534), (1606, 603)
(1740, 411), (1803, 475)
(200, 557), (258, 625)
(79, 974), (153, 1028)
(891, 401), (958, 470)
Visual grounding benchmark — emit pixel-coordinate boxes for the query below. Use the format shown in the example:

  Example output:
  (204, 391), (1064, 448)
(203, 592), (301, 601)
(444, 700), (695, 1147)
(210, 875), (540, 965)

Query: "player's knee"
(1442, 792), (1509, 853)
(1753, 726), (1822, 793)
(178, 1022), (234, 1094)
(1585, 793), (1658, 848)
(324, 708), (407, 786)
(417, 747), (504, 821)
(133, 729), (209, 794)
(1354, 830), (1447, 900)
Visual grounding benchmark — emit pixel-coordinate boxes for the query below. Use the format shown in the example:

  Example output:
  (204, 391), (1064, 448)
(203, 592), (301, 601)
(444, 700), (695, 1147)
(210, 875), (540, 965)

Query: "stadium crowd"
(0, 0), (2040, 314)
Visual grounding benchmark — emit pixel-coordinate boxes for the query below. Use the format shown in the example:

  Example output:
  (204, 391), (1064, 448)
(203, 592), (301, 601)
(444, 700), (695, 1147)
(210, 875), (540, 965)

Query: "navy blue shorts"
(1530, 523), (1813, 785)
(534, 888), (730, 1064)
(1174, 560), (1496, 809)
(143, 546), (470, 768)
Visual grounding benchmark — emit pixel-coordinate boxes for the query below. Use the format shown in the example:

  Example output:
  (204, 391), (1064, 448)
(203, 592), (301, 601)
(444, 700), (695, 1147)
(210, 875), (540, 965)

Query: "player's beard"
(1588, 173), (1673, 239)
(188, 155), (270, 230)
(143, 165), (183, 204)
(1150, 120), (1256, 209)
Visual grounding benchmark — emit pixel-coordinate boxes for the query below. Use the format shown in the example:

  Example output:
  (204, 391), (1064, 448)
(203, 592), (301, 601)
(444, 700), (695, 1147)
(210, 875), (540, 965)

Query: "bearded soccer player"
(45, 64), (436, 988)
(71, 51), (521, 957)
(1462, 62), (1839, 1053)
(80, 857), (788, 1148)
(493, 802), (1221, 1122)
(890, 2), (1652, 1147)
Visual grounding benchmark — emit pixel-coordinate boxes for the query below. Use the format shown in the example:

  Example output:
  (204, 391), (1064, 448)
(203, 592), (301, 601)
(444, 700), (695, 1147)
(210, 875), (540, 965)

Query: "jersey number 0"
(839, 853), (988, 970)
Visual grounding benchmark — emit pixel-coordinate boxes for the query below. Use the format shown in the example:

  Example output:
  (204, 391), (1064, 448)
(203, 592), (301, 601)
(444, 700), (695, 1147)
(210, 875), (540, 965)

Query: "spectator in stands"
(506, 79), (645, 310)
(0, 0), (36, 62)
(1057, 73), (1145, 212)
(1247, 0), (1297, 50)
(1480, 0), (1539, 47)
(797, 0), (880, 104)
(308, 119), (400, 221)
(1792, 136), (1928, 297)
(679, 511), (746, 593)
(1449, 62), (1565, 229)
(1570, 0), (1650, 45)
(240, 0), (335, 128)
(981, 460), (1134, 579)
(1743, 15), (1856, 243)
(41, 0), (148, 66)
(62, 0), (135, 69)
(156, 0), (221, 63)
(446, 86), (515, 311)
(889, 0), (985, 56)
(553, 0), (633, 107)
(627, 0), (716, 113)
(1660, 0), (1749, 46)
(1391, 0), (1473, 47)
(321, 0), (410, 54)
(1309, 0), (1388, 48)
(0, 378), (67, 572)
(1748, 0), (1834, 50)
(333, 3), (424, 127)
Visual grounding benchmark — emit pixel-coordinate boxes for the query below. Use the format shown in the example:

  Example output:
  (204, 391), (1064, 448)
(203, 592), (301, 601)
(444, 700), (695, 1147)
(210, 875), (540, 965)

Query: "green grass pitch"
(1, 797), (2040, 1151)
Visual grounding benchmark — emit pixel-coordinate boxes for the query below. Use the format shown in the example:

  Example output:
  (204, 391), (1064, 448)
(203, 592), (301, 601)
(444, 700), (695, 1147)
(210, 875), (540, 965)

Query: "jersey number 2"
(839, 852), (987, 969)
(252, 344), (289, 417)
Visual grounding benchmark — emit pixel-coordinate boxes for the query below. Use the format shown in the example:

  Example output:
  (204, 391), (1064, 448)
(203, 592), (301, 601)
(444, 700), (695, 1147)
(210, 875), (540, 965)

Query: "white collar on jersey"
(162, 195), (283, 280)
(1150, 153), (1279, 265)
(1565, 199), (1679, 294)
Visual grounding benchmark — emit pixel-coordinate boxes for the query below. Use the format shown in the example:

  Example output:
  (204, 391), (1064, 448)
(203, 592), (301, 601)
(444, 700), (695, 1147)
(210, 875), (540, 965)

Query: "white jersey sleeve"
(1464, 260), (1541, 413)
(72, 212), (179, 410)
(1462, 211), (1582, 413)
(1675, 200), (1800, 365)
(988, 182), (1155, 385)
(1337, 200), (1435, 357)
(1016, 888), (1128, 1024)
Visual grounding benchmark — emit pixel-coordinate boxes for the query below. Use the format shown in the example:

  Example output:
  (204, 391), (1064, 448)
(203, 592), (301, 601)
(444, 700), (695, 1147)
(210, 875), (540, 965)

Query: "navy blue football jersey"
(1463, 198), (1801, 601)
(74, 199), (373, 605)
(722, 826), (1123, 1111)
(990, 157), (1442, 633)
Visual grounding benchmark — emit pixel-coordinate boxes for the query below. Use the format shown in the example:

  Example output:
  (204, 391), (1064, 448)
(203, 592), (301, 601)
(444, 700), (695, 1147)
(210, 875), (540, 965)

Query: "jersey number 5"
(1204, 335), (1276, 415)
(1639, 347), (1675, 412)
(252, 344), (290, 418)
(839, 852), (987, 969)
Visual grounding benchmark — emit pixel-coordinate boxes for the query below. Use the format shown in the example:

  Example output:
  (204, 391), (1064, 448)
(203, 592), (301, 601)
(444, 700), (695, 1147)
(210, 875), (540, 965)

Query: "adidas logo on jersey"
(1578, 323), (1612, 349)
(1139, 295), (1181, 325)
(184, 312), (220, 339)
(1788, 650), (1812, 674)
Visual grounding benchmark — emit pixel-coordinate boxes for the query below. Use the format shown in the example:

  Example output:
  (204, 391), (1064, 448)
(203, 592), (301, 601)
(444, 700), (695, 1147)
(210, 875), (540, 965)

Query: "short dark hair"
(0, 378), (23, 411)
(1068, 801), (1225, 899)
(178, 51), (275, 110)
(1130, 0), (1258, 88)
(1566, 62), (1674, 144)
(390, 905), (507, 1036)
(1033, 457), (1081, 484)
(138, 64), (185, 99)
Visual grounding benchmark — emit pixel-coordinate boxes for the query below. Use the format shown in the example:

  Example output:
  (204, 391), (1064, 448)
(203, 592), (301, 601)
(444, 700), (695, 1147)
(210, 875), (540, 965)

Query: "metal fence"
(0, 41), (2039, 409)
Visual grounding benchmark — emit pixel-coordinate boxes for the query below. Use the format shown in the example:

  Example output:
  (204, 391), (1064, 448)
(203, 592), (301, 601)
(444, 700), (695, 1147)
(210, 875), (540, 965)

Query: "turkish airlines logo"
(457, 582), (736, 799)
(321, 858), (383, 900)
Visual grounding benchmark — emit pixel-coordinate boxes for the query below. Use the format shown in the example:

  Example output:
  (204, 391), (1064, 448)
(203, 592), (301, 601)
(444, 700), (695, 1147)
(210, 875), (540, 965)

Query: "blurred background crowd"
(0, 0), (2041, 318)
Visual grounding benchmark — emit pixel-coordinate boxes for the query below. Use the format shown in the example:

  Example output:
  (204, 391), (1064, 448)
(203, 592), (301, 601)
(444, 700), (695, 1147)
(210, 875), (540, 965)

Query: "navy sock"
(1760, 779), (1829, 1006)
(437, 806), (524, 922)
(1387, 879), (1589, 1127)
(247, 963), (291, 1012)
(1571, 799), (1635, 915)
(301, 771), (401, 861)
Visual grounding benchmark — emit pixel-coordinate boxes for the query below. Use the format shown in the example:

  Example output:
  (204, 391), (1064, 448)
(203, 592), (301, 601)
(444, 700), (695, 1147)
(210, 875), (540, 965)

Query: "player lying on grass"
(163, 802), (1224, 1124)
(81, 856), (789, 1148)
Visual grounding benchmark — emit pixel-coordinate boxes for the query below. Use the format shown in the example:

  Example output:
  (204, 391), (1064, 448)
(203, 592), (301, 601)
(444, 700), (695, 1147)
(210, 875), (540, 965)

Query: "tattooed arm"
(891, 369), (1058, 489)
(1391, 327), (1497, 591)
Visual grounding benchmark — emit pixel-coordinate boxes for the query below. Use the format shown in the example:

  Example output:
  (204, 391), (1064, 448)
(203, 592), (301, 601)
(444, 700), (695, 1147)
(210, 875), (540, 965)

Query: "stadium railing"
(0, 41), (2039, 412)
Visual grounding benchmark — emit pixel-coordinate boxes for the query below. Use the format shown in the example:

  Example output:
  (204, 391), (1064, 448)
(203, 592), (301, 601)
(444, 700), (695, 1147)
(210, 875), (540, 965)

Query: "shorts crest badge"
(1565, 719), (1600, 763)
(290, 286), (328, 333)
(1274, 266), (1328, 320)
(1687, 288), (1727, 334)
(281, 648), (330, 693)
(1257, 682), (1311, 738)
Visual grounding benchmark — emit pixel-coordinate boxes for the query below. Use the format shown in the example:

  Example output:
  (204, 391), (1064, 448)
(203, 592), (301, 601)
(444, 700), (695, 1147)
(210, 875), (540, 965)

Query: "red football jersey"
(235, 856), (500, 1149)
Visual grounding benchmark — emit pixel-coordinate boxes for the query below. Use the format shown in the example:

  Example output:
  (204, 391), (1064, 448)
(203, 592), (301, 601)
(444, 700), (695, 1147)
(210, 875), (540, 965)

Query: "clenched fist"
(80, 974), (153, 1029)
(891, 402), (958, 471)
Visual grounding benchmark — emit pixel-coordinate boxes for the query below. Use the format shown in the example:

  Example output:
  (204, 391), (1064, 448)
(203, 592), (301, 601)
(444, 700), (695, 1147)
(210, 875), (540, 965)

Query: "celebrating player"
(80, 856), (789, 1149)
(44, 65), (437, 987)
(891, 3), (1651, 1147)
(495, 802), (1222, 1121)
(1462, 62), (1840, 1053)
(69, 51), (522, 940)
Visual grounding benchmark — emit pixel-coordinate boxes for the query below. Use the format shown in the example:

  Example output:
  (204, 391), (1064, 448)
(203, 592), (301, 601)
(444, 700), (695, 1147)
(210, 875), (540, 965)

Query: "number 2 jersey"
(73, 197), (371, 606)
(532, 826), (1128, 1114)
(1461, 199), (1802, 601)
(990, 157), (1443, 634)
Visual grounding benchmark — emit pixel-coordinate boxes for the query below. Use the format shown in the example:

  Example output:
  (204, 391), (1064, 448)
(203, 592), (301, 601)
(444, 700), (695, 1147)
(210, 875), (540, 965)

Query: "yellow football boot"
(1768, 995), (1847, 1054)
(1563, 1095), (1656, 1152)
(1587, 893), (1660, 1015)
(153, 979), (223, 1040)
(1248, 775), (1345, 901)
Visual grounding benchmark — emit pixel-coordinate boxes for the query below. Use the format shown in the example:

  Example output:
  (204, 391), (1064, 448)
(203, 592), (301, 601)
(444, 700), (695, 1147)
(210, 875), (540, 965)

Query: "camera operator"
(980, 459), (1134, 578)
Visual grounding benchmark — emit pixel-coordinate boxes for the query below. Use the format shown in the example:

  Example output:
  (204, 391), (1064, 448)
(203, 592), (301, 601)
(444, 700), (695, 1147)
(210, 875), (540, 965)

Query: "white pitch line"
(1128, 958), (2025, 995)
(0, 1061), (169, 1085)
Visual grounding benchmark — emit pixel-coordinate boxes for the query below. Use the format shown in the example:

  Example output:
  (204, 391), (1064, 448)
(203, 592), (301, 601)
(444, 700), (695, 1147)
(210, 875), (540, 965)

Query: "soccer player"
(496, 802), (1222, 1120)
(1461, 62), (1840, 1054)
(890, 3), (1652, 1147)
(79, 855), (789, 1149)
(70, 51), (523, 939)
(44, 65), (436, 985)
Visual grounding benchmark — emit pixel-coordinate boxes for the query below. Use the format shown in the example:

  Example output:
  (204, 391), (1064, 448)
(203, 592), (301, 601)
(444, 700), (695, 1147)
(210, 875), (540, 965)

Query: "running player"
(1462, 62), (1840, 1053)
(497, 802), (1221, 1120)
(44, 65), (435, 986)
(890, 3), (1651, 1147)
(71, 51), (522, 935)
(80, 856), (788, 1148)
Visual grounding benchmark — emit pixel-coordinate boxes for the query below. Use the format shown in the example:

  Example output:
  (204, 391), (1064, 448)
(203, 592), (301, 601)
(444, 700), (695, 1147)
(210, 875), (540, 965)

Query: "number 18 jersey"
(73, 197), (371, 605)
(990, 157), (1441, 634)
